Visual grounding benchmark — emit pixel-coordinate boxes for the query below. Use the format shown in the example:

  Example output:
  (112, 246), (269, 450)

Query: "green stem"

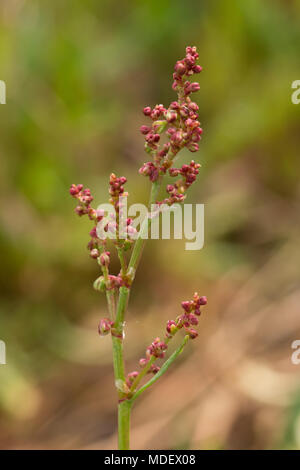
(111, 286), (129, 396)
(106, 290), (116, 319)
(118, 400), (132, 450)
(128, 178), (161, 272)
(131, 335), (190, 402)
(117, 246), (127, 277)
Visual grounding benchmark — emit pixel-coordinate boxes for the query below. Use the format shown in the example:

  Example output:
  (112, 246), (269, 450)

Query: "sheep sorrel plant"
(69, 46), (207, 450)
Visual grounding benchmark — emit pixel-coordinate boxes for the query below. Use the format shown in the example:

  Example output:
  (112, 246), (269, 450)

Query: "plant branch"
(111, 285), (129, 397)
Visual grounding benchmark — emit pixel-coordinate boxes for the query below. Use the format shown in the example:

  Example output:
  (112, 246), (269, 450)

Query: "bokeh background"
(0, 0), (300, 450)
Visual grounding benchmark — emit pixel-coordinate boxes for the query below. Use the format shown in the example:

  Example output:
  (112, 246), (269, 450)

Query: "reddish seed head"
(166, 184), (175, 194)
(174, 61), (186, 75)
(181, 301), (193, 312)
(140, 125), (151, 135)
(185, 54), (195, 68)
(166, 110), (177, 123)
(69, 184), (79, 196)
(188, 143), (199, 153)
(188, 314), (199, 326)
(193, 65), (203, 73)
(90, 248), (100, 259)
(186, 328), (198, 339)
(150, 365), (160, 374)
(171, 131), (183, 144)
(75, 205), (85, 216)
(166, 320), (177, 335)
(143, 106), (152, 116)
(169, 168), (180, 177)
(189, 82), (201, 93)
(139, 358), (148, 368)
(170, 101), (180, 110)
(188, 102), (199, 111)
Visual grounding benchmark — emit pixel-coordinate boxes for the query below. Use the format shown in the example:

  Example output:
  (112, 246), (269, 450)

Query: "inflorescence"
(125, 293), (207, 390)
(139, 46), (203, 205)
(69, 46), (207, 400)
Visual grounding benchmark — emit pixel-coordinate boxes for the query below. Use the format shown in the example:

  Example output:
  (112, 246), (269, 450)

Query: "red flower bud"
(170, 101), (180, 110)
(90, 248), (100, 259)
(188, 143), (199, 152)
(99, 251), (110, 267)
(193, 65), (203, 73)
(140, 125), (151, 135)
(166, 110), (177, 123)
(186, 328), (198, 339)
(143, 106), (152, 116)
(69, 184), (79, 196)
(181, 301), (193, 312)
(98, 318), (112, 336)
(174, 61), (186, 75)
(166, 320), (177, 335)
(139, 358), (149, 368)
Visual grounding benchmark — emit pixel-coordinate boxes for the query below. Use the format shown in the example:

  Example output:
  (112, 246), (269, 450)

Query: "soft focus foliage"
(0, 0), (300, 449)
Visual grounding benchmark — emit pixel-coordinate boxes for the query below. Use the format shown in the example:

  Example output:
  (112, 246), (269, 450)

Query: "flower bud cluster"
(109, 173), (128, 210)
(162, 160), (201, 205)
(70, 184), (95, 219)
(139, 46), (203, 196)
(70, 184), (107, 259)
(146, 337), (168, 359)
(172, 292), (207, 339)
(132, 293), (207, 381)
(130, 337), (168, 379)
(109, 173), (137, 244)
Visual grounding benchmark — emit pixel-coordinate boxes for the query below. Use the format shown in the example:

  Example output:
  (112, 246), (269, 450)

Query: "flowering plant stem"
(69, 47), (208, 451)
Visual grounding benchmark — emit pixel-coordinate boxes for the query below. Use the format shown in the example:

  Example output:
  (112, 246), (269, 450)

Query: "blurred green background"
(0, 0), (300, 449)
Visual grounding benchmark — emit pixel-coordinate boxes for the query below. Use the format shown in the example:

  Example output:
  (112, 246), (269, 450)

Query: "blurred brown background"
(0, 0), (300, 450)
